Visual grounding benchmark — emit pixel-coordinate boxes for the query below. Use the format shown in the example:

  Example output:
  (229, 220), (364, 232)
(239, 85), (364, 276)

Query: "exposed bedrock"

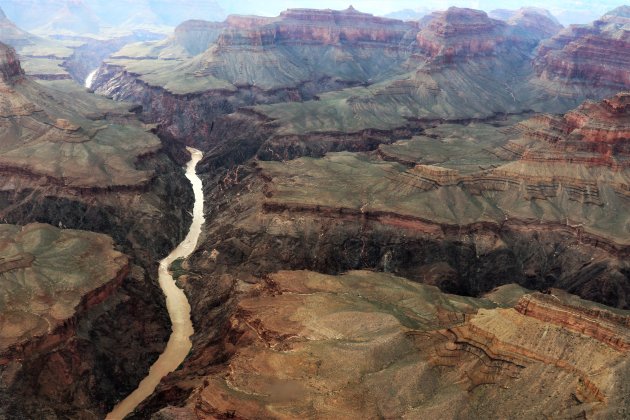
(61, 32), (165, 83)
(88, 6), (564, 150)
(534, 6), (630, 89)
(0, 43), (194, 419)
(191, 166), (630, 310)
(0, 143), (193, 419)
(90, 64), (373, 147)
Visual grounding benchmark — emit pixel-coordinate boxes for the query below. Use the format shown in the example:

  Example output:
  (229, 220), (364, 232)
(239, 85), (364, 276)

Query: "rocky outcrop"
(129, 271), (630, 419)
(414, 7), (561, 63)
(0, 45), (193, 419)
(0, 42), (23, 82)
(218, 7), (413, 48)
(416, 8), (509, 61)
(0, 223), (129, 360)
(90, 7), (421, 146)
(515, 292), (630, 352)
(534, 7), (630, 89)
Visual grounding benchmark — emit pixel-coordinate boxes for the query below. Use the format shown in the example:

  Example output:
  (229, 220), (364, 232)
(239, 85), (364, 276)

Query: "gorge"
(0, 2), (629, 419)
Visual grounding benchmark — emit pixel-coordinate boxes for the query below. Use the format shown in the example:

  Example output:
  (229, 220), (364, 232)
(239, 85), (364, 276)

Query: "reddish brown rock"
(218, 7), (414, 48)
(133, 271), (630, 419)
(535, 7), (630, 89)
(416, 7), (561, 62)
(505, 92), (630, 168)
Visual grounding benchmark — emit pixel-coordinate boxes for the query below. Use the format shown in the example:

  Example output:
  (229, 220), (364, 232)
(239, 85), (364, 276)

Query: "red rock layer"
(512, 92), (630, 168)
(218, 7), (414, 48)
(515, 293), (630, 352)
(534, 8), (630, 88)
(415, 7), (560, 61)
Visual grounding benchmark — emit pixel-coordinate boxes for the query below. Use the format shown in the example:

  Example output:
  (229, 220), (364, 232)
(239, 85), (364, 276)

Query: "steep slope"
(192, 93), (630, 309)
(90, 6), (565, 147)
(534, 6), (630, 90)
(89, 7), (419, 144)
(249, 7), (609, 138)
(115, 93), (630, 416)
(0, 6), (74, 79)
(0, 42), (193, 418)
(132, 270), (630, 419)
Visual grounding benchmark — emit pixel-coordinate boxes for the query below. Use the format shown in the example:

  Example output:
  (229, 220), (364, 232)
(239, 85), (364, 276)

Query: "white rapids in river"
(106, 148), (204, 419)
(85, 69), (98, 89)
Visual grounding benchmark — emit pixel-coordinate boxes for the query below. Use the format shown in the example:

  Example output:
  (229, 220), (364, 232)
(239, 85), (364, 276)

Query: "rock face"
(9, 5), (630, 419)
(416, 8), (511, 61)
(0, 223), (128, 358)
(191, 94), (630, 310)
(90, 7), (419, 144)
(133, 271), (630, 419)
(0, 42), (23, 82)
(89, 6), (568, 147)
(0, 41), (193, 419)
(220, 6), (413, 47)
(505, 92), (630, 168)
(535, 6), (630, 89)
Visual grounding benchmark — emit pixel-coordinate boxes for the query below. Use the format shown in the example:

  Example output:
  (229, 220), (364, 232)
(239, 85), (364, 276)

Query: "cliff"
(0, 223), (129, 359)
(0, 42), (193, 419)
(535, 7), (630, 89)
(0, 42), (22, 82)
(131, 271), (630, 419)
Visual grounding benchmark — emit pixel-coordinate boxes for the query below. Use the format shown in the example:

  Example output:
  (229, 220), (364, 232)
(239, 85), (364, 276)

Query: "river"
(85, 69), (98, 89)
(106, 147), (203, 419)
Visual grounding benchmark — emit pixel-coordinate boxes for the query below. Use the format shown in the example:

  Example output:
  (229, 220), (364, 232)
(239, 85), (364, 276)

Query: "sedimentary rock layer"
(132, 271), (630, 419)
(0, 41), (192, 419)
(0, 223), (128, 358)
(535, 6), (630, 89)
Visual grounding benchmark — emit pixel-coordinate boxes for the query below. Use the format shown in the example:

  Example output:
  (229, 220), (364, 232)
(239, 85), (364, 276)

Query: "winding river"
(106, 148), (203, 419)
(85, 69), (98, 89)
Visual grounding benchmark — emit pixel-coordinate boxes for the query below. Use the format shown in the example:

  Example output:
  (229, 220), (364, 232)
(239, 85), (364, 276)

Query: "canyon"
(0, 3), (629, 419)
(0, 40), (193, 418)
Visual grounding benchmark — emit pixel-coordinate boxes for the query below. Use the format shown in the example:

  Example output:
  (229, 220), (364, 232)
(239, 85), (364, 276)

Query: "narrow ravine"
(106, 148), (204, 419)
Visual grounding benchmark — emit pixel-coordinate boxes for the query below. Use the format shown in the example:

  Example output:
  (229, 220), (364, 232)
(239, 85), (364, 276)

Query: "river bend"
(106, 148), (203, 419)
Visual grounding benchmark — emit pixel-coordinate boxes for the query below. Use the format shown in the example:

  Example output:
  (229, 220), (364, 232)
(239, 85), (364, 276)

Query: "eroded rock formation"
(0, 41), (193, 418)
(535, 6), (630, 89)
(131, 271), (630, 419)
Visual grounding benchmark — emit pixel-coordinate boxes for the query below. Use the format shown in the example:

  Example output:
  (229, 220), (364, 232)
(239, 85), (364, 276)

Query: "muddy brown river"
(106, 148), (203, 419)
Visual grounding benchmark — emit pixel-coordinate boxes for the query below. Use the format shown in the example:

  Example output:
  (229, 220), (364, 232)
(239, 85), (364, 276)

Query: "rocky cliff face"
(88, 6), (568, 148)
(132, 270), (630, 419)
(219, 6), (413, 47)
(505, 92), (630, 168)
(0, 42), (193, 418)
(416, 8), (509, 60)
(535, 6), (630, 89)
(90, 7), (419, 145)
(0, 42), (23, 82)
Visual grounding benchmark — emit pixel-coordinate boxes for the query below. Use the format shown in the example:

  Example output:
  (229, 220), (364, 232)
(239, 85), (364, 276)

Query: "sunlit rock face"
(133, 270), (630, 419)
(534, 6), (630, 89)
